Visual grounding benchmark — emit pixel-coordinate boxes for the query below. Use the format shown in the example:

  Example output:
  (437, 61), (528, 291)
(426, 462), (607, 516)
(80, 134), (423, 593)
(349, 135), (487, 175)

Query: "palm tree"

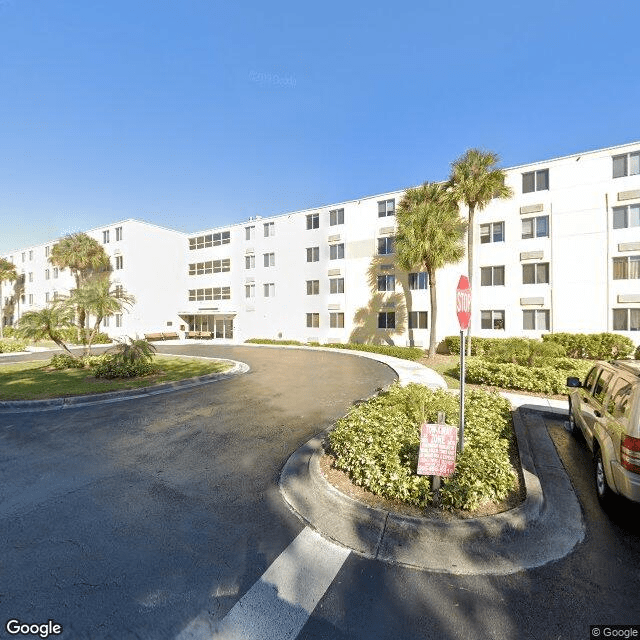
(50, 233), (111, 339)
(449, 149), (513, 355)
(109, 337), (157, 364)
(67, 276), (135, 354)
(396, 182), (467, 359)
(17, 302), (76, 356)
(0, 257), (17, 339)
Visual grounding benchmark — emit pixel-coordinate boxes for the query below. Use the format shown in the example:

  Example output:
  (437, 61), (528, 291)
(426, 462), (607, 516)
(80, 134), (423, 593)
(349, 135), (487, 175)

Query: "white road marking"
(176, 527), (349, 640)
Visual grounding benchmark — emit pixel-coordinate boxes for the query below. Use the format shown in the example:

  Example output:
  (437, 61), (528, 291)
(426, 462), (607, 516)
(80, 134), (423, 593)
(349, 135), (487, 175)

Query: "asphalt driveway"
(0, 345), (396, 640)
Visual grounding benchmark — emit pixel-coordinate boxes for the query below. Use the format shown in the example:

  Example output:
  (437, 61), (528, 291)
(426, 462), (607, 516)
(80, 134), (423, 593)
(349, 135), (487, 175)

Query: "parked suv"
(567, 361), (640, 507)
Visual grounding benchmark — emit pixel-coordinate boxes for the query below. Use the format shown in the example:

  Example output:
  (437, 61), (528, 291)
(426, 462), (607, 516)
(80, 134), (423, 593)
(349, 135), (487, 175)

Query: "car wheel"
(594, 449), (613, 507)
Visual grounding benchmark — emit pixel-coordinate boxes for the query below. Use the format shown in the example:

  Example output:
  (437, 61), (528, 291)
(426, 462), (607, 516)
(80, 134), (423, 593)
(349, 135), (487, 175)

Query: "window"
(114, 285), (123, 298)
(481, 310), (505, 330)
(115, 256), (123, 270)
(45, 269), (50, 280)
(188, 232), (230, 249)
(245, 225), (255, 240)
(409, 311), (428, 329)
(613, 256), (640, 280)
(264, 222), (275, 237)
(53, 267), (59, 279)
(214, 259), (231, 273)
(245, 284), (255, 298)
(188, 259), (231, 275)
(28, 294), (33, 305)
(45, 292), (50, 302)
(245, 254), (255, 269)
(480, 222), (504, 244)
(377, 312), (396, 329)
(522, 262), (550, 284)
(306, 213), (319, 230)
(103, 315), (110, 328)
(103, 230), (110, 244)
(28, 272), (33, 283)
(480, 266), (505, 286)
(330, 208), (344, 226)
(330, 312), (344, 328)
(613, 205), (640, 230)
(523, 309), (550, 330)
(306, 313), (320, 328)
(329, 277), (344, 294)
(45, 246), (50, 257)
(115, 314), (122, 328)
(378, 199), (395, 217)
(115, 226), (122, 241)
(377, 274), (395, 291)
(377, 237), (395, 255)
(264, 283), (275, 297)
(263, 253), (275, 267)
(522, 169), (549, 193)
(409, 272), (428, 290)
(613, 152), (640, 178)
(21, 252), (25, 262)
(330, 243), (345, 260)
(188, 287), (231, 301)
(613, 308), (640, 331)
(522, 216), (549, 239)
(306, 280), (320, 295)
(306, 246), (320, 262)
(29, 250), (33, 260)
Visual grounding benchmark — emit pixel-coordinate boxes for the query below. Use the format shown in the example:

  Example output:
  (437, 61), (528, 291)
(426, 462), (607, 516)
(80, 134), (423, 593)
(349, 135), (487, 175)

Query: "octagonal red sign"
(456, 276), (471, 330)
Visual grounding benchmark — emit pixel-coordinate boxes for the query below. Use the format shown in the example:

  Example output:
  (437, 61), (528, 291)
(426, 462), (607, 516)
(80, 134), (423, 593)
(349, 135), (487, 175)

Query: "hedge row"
(0, 339), (27, 353)
(245, 339), (424, 361)
(329, 384), (516, 511)
(444, 332), (635, 361)
(460, 357), (593, 395)
(541, 332), (634, 359)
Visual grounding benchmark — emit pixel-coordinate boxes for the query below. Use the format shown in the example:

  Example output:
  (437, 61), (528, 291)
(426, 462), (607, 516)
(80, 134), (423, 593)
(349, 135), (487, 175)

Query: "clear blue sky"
(1, 0), (639, 253)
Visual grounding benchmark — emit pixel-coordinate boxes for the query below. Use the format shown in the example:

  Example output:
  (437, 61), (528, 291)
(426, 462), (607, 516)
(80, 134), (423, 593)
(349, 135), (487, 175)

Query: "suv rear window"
(584, 367), (598, 392)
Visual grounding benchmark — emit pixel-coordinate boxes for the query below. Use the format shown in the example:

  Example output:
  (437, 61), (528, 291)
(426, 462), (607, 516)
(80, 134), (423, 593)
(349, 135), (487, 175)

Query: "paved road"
(0, 345), (395, 640)
(2, 349), (640, 640)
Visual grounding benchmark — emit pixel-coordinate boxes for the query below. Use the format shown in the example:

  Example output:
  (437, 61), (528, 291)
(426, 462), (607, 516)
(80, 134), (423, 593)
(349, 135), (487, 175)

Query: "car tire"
(594, 448), (614, 508)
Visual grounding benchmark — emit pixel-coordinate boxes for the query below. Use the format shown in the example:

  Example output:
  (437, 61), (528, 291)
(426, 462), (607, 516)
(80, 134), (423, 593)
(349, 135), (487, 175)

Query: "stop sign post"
(456, 276), (471, 452)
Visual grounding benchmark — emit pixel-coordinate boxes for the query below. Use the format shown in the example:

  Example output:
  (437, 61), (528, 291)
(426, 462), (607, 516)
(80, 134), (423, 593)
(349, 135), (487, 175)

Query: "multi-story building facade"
(2, 140), (640, 346)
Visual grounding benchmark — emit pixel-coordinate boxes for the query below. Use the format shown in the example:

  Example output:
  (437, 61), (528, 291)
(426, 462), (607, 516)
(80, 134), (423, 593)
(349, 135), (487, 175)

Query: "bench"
(144, 333), (165, 342)
(161, 332), (179, 340)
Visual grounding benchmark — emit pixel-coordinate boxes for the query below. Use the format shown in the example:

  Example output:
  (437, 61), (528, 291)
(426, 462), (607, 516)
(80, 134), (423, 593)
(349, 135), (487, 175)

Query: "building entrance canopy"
(179, 313), (234, 340)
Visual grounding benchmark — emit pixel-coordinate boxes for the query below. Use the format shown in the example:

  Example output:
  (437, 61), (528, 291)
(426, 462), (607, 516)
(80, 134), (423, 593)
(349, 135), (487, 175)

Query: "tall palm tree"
(50, 233), (111, 339)
(68, 276), (135, 354)
(17, 302), (76, 356)
(0, 257), (17, 339)
(396, 182), (467, 359)
(449, 149), (513, 355)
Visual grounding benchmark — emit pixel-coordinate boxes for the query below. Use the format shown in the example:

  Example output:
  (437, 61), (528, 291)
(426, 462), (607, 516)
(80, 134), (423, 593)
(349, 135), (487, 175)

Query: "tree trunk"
(428, 267), (437, 359)
(466, 204), (475, 357)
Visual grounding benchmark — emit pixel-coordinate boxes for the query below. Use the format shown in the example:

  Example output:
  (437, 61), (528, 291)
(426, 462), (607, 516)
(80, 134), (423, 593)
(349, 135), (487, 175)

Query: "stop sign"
(456, 276), (471, 330)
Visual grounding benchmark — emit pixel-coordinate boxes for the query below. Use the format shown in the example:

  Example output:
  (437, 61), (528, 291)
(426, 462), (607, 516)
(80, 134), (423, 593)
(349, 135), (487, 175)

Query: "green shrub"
(323, 342), (425, 361)
(328, 384), (516, 511)
(50, 354), (84, 369)
(542, 332), (634, 360)
(93, 356), (158, 379)
(482, 338), (565, 366)
(0, 339), (27, 353)
(635, 345), (640, 360)
(1, 326), (16, 338)
(442, 336), (510, 357)
(54, 327), (112, 346)
(461, 358), (593, 394)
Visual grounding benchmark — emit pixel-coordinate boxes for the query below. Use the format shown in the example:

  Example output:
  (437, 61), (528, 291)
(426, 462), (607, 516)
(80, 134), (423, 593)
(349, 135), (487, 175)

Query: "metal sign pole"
(459, 329), (465, 453)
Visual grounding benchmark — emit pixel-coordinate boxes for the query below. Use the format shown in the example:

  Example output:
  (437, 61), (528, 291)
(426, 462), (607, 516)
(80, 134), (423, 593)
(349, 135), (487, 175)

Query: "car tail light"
(621, 436), (640, 474)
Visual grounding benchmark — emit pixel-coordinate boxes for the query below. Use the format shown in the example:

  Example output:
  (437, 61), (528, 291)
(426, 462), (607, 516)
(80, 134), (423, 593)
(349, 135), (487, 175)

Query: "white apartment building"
(2, 140), (640, 347)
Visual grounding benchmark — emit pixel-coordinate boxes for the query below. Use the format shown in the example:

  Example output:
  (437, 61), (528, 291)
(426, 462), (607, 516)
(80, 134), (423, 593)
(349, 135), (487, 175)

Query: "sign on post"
(456, 276), (471, 330)
(416, 423), (458, 478)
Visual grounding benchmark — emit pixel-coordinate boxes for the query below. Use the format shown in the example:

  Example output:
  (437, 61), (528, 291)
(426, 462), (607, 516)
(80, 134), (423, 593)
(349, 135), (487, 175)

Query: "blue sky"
(1, 0), (639, 253)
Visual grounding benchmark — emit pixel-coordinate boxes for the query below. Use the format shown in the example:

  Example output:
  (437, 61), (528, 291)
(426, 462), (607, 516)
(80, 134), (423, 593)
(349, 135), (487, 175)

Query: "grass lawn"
(0, 356), (232, 401)
(421, 354), (462, 389)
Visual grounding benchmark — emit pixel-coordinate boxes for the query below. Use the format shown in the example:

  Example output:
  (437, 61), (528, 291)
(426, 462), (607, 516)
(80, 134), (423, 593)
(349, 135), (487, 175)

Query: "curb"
(0, 358), (249, 413)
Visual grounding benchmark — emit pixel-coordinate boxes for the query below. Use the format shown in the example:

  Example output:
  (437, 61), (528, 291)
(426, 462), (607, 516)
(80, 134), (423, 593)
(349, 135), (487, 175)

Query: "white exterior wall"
(3, 140), (640, 347)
